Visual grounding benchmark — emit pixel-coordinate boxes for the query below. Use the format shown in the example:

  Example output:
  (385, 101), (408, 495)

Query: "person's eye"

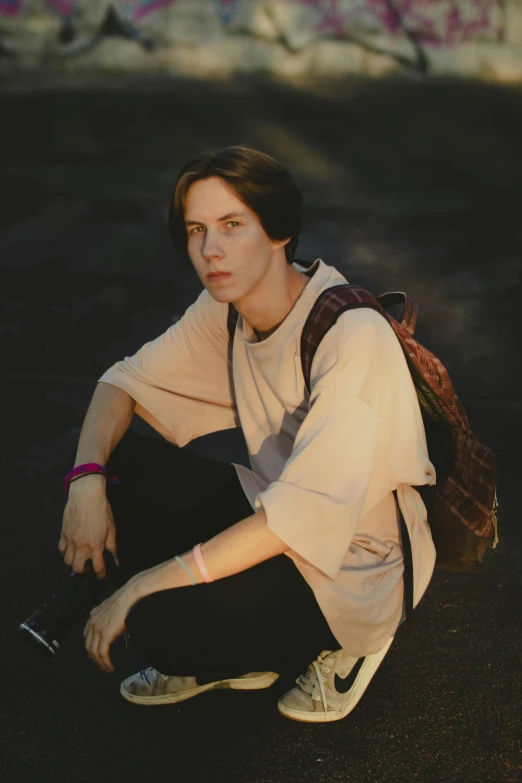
(226, 221), (240, 229)
(189, 226), (204, 234)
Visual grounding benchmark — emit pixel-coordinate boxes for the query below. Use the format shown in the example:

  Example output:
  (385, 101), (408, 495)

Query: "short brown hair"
(168, 145), (303, 263)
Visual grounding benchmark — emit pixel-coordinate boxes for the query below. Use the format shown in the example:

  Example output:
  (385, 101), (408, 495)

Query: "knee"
(107, 431), (147, 473)
(126, 592), (164, 641)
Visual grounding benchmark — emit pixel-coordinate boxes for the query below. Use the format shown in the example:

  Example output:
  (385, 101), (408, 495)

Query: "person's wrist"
(68, 473), (107, 493)
(125, 572), (149, 602)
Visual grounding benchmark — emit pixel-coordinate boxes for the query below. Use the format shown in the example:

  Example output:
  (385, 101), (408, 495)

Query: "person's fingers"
(84, 624), (94, 654)
(90, 632), (102, 669)
(58, 534), (67, 555)
(85, 609), (105, 669)
(106, 505), (120, 567)
(91, 631), (110, 673)
(91, 549), (107, 580)
(71, 549), (89, 575)
(63, 543), (75, 567)
(98, 636), (114, 673)
(105, 528), (119, 567)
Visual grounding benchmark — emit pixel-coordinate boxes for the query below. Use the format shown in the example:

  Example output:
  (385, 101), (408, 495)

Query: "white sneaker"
(277, 637), (394, 723)
(120, 667), (279, 706)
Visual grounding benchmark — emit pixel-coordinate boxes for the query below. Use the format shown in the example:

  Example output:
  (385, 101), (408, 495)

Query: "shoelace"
(139, 668), (152, 684)
(138, 667), (169, 686)
(296, 650), (335, 721)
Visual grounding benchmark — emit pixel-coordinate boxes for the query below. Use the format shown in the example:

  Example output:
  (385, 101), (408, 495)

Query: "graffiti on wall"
(45, 0), (76, 13)
(0, 0), (20, 15)
(120, 0), (239, 23)
(120, 1), (180, 23)
(300, 0), (503, 47)
(0, 0), (76, 15)
(0, 0), (505, 51)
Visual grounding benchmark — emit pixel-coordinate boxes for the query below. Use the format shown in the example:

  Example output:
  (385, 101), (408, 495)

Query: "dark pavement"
(1, 72), (521, 783)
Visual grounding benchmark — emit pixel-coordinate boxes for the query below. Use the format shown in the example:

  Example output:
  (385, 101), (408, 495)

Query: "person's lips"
(207, 272), (231, 281)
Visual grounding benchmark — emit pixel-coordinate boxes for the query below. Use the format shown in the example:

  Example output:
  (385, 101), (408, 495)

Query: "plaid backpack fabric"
(227, 275), (498, 574)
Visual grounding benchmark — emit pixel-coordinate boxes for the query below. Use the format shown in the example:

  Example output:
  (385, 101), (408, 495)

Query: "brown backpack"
(227, 274), (498, 576)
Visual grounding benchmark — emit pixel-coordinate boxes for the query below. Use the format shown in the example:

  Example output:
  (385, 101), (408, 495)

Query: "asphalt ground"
(0, 72), (521, 783)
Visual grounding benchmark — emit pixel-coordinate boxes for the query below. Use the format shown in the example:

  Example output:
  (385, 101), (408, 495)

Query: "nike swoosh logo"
(334, 656), (365, 694)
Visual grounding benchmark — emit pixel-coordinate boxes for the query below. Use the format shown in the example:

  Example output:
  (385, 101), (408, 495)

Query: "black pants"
(105, 432), (339, 677)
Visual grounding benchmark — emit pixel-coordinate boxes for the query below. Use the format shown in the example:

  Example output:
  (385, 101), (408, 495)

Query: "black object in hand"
(18, 552), (116, 658)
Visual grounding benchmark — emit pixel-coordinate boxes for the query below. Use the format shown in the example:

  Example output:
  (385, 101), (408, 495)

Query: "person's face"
(184, 176), (288, 303)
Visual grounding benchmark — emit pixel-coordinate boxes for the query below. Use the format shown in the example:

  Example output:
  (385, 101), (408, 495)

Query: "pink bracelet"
(64, 463), (119, 494)
(193, 543), (214, 583)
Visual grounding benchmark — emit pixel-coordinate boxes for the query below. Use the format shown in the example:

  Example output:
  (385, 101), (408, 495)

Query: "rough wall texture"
(1, 1), (521, 80)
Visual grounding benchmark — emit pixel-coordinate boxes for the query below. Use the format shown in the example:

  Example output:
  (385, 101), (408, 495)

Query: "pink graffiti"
(131, 0), (177, 22)
(0, 0), (503, 47)
(295, 0), (502, 47)
(0, 0), (77, 17)
(43, 0), (76, 14)
(0, 0), (21, 16)
(122, 0), (238, 24)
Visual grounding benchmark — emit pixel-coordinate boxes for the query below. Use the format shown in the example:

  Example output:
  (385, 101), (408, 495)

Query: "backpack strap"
(395, 490), (414, 636)
(300, 285), (385, 394)
(300, 284), (418, 393)
(227, 304), (239, 365)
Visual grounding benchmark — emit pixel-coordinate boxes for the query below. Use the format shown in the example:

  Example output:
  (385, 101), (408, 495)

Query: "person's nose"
(201, 229), (224, 260)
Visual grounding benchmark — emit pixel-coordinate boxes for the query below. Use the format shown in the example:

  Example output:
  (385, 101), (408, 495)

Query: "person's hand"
(84, 584), (135, 672)
(59, 475), (119, 579)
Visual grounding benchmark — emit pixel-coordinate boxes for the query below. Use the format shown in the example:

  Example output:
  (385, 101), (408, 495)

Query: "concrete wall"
(1, 1), (521, 81)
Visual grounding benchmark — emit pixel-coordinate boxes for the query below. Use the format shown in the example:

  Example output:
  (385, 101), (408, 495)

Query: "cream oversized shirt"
(100, 259), (436, 657)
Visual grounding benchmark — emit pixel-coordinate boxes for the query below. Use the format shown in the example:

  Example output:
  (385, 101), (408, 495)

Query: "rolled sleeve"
(99, 289), (238, 446)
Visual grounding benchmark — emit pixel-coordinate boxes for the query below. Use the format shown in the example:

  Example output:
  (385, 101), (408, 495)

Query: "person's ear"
(272, 236), (291, 251)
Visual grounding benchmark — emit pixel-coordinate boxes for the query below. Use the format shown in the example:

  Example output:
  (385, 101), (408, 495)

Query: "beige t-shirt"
(99, 258), (436, 657)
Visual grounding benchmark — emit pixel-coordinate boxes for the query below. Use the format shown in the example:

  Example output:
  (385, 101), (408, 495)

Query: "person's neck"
(235, 262), (308, 342)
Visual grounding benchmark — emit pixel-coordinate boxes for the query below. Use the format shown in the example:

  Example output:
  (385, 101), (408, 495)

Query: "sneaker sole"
(277, 636), (394, 723)
(120, 671), (279, 706)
